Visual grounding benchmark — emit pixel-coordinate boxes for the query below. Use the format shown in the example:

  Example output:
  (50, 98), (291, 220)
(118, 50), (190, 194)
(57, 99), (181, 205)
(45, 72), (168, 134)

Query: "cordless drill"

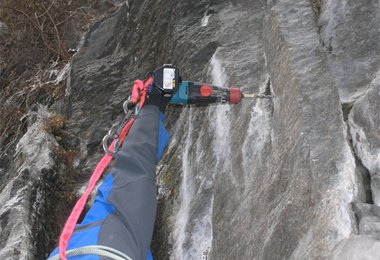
(152, 64), (242, 105)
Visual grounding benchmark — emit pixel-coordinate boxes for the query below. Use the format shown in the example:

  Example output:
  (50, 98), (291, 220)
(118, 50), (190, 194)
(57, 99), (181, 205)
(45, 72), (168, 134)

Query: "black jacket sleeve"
(97, 105), (161, 260)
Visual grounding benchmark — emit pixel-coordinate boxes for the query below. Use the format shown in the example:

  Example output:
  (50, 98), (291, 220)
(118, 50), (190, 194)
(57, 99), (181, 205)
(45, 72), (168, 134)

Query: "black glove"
(144, 83), (172, 113)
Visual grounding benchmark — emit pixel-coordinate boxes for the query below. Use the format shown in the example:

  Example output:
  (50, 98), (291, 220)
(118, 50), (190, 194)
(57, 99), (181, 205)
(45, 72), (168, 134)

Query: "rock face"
(330, 235), (380, 260)
(349, 73), (380, 206)
(0, 106), (64, 259)
(210, 1), (357, 258)
(319, 0), (380, 103)
(1, 0), (380, 259)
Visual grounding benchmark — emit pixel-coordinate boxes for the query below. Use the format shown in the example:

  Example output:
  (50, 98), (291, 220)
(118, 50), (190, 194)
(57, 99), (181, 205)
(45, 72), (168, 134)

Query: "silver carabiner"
(102, 130), (117, 157)
(103, 96), (137, 157)
(123, 96), (134, 114)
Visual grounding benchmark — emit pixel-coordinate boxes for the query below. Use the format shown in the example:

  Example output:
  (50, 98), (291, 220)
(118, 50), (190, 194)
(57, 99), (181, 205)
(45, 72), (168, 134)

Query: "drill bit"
(242, 93), (273, 99)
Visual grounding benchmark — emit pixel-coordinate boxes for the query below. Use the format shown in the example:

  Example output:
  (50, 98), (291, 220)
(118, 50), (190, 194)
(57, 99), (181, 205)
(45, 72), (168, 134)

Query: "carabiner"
(123, 96), (134, 114)
(102, 130), (117, 157)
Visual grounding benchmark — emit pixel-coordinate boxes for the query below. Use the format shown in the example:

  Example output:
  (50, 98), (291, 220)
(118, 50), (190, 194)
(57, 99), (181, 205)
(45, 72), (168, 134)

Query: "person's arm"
(48, 102), (169, 260)
(97, 104), (165, 260)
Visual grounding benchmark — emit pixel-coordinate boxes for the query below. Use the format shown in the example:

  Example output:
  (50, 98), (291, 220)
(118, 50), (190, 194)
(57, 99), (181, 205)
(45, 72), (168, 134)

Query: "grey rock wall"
(349, 73), (380, 206)
(0, 107), (59, 259)
(0, 0), (379, 259)
(247, 1), (356, 258)
(330, 235), (380, 260)
(319, 0), (380, 103)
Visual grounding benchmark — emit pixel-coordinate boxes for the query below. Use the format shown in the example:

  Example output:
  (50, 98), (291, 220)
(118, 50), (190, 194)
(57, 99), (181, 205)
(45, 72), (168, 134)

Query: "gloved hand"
(130, 72), (175, 113)
(144, 82), (172, 113)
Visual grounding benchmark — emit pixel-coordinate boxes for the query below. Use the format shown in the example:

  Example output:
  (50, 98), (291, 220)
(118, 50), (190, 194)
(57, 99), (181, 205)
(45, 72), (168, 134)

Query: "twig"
(56, 12), (76, 27)
(7, 5), (66, 60)
(45, 4), (69, 60)
(0, 120), (12, 140)
(0, 119), (27, 159)
(45, 9), (62, 58)
(36, 0), (56, 19)
(7, 6), (39, 31)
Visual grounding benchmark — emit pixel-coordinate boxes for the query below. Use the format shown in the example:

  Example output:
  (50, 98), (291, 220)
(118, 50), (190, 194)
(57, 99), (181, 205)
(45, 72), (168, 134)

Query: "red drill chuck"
(228, 87), (242, 104)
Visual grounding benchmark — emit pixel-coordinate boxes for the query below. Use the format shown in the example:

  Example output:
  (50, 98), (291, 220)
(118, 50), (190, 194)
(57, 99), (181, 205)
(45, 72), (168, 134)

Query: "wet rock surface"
(0, 0), (379, 259)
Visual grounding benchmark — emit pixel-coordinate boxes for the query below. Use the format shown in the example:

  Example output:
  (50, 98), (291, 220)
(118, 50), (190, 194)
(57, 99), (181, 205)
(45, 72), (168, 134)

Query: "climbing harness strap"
(58, 77), (152, 260)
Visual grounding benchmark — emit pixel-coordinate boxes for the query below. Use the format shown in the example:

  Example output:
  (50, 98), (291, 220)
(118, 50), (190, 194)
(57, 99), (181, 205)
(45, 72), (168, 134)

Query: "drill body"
(153, 64), (241, 105)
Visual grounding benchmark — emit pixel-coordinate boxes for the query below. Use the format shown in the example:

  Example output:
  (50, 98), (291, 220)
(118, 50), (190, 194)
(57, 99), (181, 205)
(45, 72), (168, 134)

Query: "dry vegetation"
(0, 0), (116, 157)
(1, 1), (76, 78)
(0, 2), (119, 256)
(44, 113), (67, 134)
